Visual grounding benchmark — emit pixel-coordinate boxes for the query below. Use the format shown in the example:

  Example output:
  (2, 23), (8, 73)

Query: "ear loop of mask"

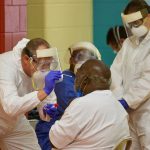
(29, 57), (39, 90)
(116, 26), (122, 49)
(113, 26), (122, 50)
(29, 57), (37, 71)
(25, 48), (41, 90)
(77, 76), (89, 96)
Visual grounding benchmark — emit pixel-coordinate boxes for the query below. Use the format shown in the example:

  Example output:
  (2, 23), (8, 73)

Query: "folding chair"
(114, 138), (132, 150)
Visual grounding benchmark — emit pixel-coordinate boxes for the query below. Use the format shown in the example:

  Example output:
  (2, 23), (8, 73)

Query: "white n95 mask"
(131, 25), (148, 37)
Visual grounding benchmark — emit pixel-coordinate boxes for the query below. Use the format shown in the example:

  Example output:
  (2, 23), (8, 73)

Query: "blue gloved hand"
(43, 70), (62, 95)
(119, 98), (129, 110)
(43, 103), (58, 118)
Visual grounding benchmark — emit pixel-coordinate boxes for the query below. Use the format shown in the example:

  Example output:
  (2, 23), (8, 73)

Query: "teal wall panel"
(93, 0), (128, 66)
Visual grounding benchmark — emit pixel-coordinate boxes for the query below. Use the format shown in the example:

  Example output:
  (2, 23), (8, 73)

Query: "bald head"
(75, 59), (111, 95)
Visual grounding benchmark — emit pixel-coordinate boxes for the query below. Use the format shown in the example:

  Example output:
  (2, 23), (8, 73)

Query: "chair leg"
(126, 140), (132, 150)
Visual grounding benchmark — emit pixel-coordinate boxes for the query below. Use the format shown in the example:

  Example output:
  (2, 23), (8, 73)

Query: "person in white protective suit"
(111, 1), (150, 149)
(49, 59), (130, 150)
(0, 38), (62, 150)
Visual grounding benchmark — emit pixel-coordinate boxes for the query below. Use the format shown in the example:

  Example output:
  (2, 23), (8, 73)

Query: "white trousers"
(129, 103), (150, 150)
(0, 116), (41, 150)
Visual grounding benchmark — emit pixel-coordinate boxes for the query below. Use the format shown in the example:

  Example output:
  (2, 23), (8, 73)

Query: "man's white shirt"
(50, 90), (130, 150)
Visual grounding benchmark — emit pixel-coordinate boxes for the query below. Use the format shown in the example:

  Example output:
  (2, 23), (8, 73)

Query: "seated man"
(35, 41), (101, 150)
(50, 59), (130, 150)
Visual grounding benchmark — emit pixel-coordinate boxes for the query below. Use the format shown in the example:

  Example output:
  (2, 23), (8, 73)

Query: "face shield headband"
(122, 8), (148, 26)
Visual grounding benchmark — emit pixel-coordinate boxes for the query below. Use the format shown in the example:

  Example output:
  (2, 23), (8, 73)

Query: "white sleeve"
(0, 85), (40, 118)
(123, 54), (150, 109)
(0, 68), (40, 117)
(49, 110), (80, 149)
(110, 46), (126, 99)
(37, 90), (57, 121)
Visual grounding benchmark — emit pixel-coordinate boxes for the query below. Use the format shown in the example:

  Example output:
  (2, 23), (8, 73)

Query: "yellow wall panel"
(27, 0), (92, 69)
(28, 0), (91, 4)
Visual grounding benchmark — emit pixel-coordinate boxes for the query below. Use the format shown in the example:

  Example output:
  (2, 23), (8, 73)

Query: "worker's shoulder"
(67, 90), (118, 119)
(0, 50), (12, 57)
(0, 51), (14, 64)
(0, 51), (18, 72)
(69, 90), (114, 109)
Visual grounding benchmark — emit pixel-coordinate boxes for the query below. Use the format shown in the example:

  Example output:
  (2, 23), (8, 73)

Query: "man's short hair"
(22, 38), (50, 57)
(124, 0), (150, 15)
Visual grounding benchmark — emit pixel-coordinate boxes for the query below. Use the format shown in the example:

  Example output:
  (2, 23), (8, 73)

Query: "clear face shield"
(121, 8), (149, 45)
(70, 49), (98, 74)
(31, 47), (62, 90)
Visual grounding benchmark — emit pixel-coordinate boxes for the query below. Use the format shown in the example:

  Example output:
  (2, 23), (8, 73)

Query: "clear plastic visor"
(70, 49), (98, 63)
(32, 47), (61, 71)
(121, 8), (148, 37)
(31, 47), (62, 90)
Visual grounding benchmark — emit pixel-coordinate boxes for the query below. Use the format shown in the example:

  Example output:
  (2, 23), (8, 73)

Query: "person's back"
(50, 59), (130, 150)
(51, 90), (129, 150)
(55, 70), (76, 116)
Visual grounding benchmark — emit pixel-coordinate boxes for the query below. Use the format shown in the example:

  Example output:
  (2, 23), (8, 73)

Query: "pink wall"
(0, 0), (27, 53)
(0, 0), (5, 53)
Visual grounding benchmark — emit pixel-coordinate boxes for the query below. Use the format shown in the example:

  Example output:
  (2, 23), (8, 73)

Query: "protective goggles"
(121, 8), (148, 28)
(26, 47), (61, 71)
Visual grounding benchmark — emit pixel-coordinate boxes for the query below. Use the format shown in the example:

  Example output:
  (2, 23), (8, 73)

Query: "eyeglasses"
(128, 19), (143, 28)
(31, 56), (58, 71)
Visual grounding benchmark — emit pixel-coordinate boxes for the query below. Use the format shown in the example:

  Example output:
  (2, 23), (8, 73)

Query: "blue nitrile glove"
(119, 98), (129, 110)
(43, 70), (62, 95)
(43, 103), (58, 118)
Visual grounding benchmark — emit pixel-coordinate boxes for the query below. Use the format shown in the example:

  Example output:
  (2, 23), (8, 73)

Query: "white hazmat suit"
(0, 38), (55, 150)
(111, 31), (150, 149)
(50, 90), (130, 150)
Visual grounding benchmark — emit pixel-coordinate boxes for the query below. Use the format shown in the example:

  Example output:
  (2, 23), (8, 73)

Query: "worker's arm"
(0, 70), (61, 117)
(0, 83), (41, 117)
(110, 42), (127, 99)
(123, 54), (150, 109)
